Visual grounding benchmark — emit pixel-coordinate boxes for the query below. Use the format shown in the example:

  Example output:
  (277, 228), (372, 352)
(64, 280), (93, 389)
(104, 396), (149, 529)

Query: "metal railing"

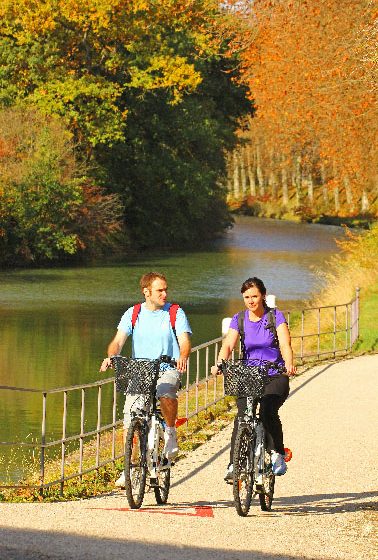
(0, 290), (359, 493)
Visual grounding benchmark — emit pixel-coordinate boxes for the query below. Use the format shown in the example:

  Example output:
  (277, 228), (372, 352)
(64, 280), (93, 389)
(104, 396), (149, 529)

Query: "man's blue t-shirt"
(118, 302), (192, 361)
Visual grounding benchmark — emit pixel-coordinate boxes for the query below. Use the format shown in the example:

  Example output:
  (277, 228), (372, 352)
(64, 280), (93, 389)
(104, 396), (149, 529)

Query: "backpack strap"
(237, 311), (247, 360)
(264, 307), (279, 348)
(131, 303), (142, 333)
(131, 302), (180, 343)
(169, 303), (180, 344)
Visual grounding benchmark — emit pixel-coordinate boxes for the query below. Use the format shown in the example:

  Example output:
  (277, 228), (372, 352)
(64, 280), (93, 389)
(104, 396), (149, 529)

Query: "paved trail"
(0, 354), (377, 560)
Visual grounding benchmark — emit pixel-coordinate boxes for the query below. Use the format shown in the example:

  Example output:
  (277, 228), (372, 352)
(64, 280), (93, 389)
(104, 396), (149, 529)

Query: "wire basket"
(111, 356), (158, 395)
(223, 360), (269, 398)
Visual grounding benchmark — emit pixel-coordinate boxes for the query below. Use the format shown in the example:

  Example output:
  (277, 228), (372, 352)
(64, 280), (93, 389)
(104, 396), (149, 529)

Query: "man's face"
(144, 278), (168, 308)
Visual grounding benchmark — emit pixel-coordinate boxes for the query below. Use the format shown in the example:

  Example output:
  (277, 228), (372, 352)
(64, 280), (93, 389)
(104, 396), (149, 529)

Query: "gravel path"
(0, 354), (377, 560)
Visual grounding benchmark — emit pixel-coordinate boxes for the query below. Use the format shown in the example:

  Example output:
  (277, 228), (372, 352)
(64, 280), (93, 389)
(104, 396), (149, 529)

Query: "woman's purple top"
(229, 308), (287, 374)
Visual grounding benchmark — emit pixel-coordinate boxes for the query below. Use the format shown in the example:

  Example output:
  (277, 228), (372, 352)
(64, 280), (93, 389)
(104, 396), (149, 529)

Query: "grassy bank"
(0, 397), (236, 503)
(309, 224), (378, 354)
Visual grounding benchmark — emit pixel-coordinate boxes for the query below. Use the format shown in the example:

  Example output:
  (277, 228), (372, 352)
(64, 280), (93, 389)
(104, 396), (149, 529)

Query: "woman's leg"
(259, 394), (286, 455)
(229, 397), (247, 464)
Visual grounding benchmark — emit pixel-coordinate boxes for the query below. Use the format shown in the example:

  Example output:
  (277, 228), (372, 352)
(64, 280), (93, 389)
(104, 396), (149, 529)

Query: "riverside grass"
(309, 224), (378, 355)
(0, 392), (236, 503)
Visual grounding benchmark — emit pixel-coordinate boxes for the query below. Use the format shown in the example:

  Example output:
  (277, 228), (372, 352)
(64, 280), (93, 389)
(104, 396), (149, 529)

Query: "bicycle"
(221, 359), (290, 517)
(111, 354), (177, 509)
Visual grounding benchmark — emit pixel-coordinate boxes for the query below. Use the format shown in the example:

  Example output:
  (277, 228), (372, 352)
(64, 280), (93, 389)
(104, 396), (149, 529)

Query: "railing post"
(96, 386), (102, 468)
(79, 388), (85, 478)
(40, 392), (47, 497)
(61, 391), (67, 496)
(112, 382), (117, 460)
(356, 286), (360, 341)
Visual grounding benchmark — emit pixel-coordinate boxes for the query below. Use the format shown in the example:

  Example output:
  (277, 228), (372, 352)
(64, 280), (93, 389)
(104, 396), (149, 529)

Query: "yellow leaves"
(128, 54), (202, 102)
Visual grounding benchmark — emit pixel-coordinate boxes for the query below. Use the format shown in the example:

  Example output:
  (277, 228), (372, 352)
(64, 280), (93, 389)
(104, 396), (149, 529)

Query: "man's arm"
(176, 332), (191, 373)
(99, 330), (128, 372)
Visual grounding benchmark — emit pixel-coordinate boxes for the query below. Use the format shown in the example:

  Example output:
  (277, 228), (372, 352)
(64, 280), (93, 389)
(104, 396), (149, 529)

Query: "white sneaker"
(164, 429), (178, 459)
(115, 472), (125, 488)
(224, 464), (233, 484)
(271, 451), (287, 476)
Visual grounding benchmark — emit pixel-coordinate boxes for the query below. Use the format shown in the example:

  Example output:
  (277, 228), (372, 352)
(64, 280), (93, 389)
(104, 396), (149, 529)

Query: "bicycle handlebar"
(217, 359), (286, 375)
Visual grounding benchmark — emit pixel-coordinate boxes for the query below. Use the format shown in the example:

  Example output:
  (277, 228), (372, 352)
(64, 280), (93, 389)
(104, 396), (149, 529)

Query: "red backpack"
(131, 303), (180, 342)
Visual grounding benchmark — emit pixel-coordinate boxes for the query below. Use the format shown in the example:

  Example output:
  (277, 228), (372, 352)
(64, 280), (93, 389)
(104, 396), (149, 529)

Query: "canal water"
(0, 217), (344, 479)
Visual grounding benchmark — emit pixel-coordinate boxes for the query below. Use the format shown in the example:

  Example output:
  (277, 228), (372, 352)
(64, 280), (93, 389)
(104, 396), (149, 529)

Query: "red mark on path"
(90, 505), (214, 518)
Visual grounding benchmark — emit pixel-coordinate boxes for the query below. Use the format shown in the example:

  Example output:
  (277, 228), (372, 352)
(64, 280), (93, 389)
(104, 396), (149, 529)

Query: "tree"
(0, 108), (124, 265)
(223, 0), (378, 218)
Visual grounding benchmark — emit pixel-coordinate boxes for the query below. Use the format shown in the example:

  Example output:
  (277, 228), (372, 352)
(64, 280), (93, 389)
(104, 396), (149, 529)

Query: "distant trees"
(0, 1), (249, 262)
(224, 0), (378, 218)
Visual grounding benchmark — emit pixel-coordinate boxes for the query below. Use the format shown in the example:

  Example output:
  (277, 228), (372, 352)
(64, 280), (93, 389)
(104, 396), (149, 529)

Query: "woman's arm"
(276, 322), (297, 375)
(210, 328), (239, 375)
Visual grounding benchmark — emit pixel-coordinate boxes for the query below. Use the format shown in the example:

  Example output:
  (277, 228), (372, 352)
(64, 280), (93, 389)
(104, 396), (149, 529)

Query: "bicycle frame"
(112, 355), (175, 507)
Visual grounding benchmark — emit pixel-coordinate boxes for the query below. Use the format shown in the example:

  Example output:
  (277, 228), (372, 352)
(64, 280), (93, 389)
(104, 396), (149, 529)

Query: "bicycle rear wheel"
(125, 418), (147, 509)
(153, 431), (171, 504)
(258, 446), (275, 511)
(233, 426), (255, 517)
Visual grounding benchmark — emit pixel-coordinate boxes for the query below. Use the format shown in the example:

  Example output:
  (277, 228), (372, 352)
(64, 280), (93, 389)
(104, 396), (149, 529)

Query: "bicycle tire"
(153, 432), (171, 504)
(258, 445), (275, 511)
(124, 418), (147, 509)
(233, 426), (255, 517)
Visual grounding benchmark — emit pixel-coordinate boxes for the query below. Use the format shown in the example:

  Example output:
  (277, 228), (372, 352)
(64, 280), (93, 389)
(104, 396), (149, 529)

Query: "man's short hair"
(140, 272), (167, 292)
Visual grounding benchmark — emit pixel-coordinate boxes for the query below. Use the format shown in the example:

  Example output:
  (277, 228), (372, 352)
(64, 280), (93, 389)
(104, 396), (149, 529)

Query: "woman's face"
(242, 285), (265, 313)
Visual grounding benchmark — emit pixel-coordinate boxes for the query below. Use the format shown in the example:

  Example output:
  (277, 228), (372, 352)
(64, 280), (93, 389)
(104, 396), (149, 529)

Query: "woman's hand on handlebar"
(285, 363), (297, 376)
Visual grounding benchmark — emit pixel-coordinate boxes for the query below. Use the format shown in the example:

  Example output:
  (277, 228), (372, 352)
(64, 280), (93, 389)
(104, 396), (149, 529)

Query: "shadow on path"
(0, 526), (339, 560)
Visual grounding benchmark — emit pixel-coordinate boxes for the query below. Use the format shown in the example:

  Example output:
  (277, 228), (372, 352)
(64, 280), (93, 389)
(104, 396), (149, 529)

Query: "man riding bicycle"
(100, 272), (192, 488)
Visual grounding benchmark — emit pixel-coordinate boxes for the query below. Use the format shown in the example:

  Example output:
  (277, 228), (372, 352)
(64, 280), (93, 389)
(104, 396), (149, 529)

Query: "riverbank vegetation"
(1, 1), (376, 266)
(0, 1), (249, 266)
(311, 224), (378, 353)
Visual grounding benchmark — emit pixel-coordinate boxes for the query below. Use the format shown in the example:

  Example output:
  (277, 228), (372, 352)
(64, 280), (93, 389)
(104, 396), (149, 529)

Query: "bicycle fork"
(147, 414), (166, 479)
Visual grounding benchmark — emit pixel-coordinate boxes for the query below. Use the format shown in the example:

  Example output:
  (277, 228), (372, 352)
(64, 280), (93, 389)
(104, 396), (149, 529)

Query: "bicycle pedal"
(149, 477), (159, 488)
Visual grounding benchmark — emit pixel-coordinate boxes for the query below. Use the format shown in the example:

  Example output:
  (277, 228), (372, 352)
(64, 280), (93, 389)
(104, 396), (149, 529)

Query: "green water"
(0, 217), (345, 479)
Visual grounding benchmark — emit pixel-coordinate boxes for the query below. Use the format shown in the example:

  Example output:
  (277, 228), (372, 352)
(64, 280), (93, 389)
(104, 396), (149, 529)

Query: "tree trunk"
(342, 174), (354, 213)
(281, 166), (289, 206)
(306, 173), (314, 205)
(240, 150), (247, 198)
(233, 151), (240, 199)
(294, 154), (302, 206)
(256, 143), (265, 196)
(247, 145), (256, 196)
(320, 162), (329, 210)
(361, 190), (369, 213)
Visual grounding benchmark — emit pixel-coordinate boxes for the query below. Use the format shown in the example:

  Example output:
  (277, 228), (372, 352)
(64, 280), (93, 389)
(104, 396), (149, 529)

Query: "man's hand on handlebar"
(176, 356), (188, 373)
(99, 357), (112, 372)
(211, 363), (222, 376)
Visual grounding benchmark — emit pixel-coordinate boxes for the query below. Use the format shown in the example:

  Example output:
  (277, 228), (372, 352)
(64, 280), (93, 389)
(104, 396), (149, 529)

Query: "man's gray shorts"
(123, 369), (181, 428)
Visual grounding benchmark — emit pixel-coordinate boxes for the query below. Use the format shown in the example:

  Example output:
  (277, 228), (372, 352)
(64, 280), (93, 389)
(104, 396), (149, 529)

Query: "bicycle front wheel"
(124, 418), (147, 509)
(233, 426), (255, 517)
(153, 431), (171, 504)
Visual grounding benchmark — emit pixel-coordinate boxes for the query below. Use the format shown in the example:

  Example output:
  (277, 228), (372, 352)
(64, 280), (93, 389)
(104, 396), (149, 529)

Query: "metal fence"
(0, 290), (359, 493)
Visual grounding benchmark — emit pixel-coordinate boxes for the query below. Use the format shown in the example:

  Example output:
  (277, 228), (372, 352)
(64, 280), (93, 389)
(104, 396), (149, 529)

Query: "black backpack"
(237, 308), (279, 360)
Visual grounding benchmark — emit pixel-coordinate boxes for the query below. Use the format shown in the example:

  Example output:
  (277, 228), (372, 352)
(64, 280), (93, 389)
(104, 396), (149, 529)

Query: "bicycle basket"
(223, 361), (269, 398)
(112, 356), (158, 395)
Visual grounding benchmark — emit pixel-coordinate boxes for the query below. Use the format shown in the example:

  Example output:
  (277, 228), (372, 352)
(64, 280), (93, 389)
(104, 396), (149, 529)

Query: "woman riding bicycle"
(211, 277), (296, 480)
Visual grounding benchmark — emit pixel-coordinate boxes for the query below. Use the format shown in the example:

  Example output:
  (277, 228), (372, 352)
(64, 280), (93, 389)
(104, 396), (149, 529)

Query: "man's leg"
(156, 370), (181, 459)
(159, 396), (178, 427)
